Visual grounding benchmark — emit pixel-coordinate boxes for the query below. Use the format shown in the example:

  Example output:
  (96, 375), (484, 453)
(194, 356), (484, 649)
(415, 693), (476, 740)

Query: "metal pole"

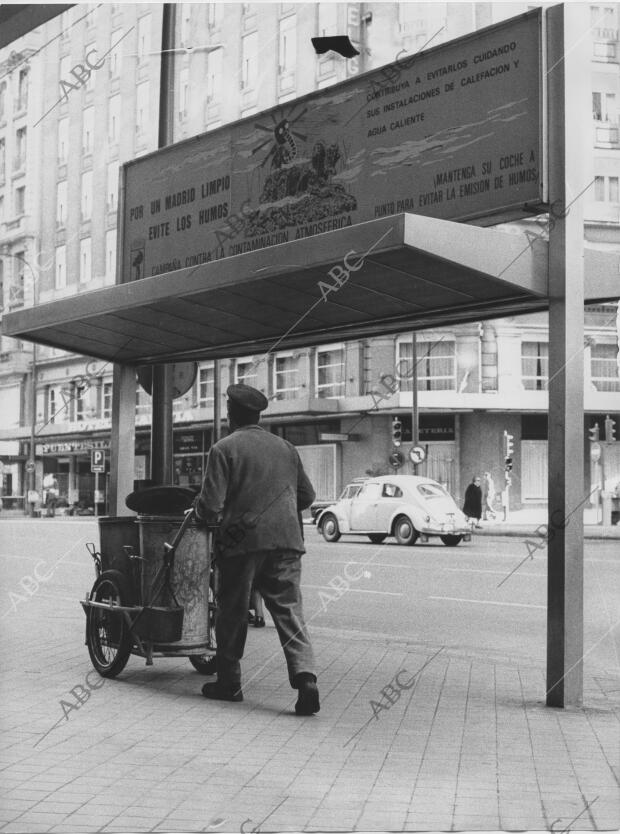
(545, 3), (587, 708)
(94, 471), (99, 518)
(411, 332), (418, 444)
(213, 360), (221, 443)
(150, 4), (176, 485)
(411, 332), (418, 472)
(28, 343), (37, 517)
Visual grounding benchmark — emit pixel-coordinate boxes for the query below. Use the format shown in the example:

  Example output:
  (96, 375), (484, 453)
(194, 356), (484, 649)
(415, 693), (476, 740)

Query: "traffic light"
(392, 417), (402, 447)
(588, 423), (600, 442)
(604, 415), (616, 442)
(389, 450), (404, 469)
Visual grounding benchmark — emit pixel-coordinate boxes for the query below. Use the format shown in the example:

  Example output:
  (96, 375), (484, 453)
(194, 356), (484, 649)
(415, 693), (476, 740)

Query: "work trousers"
(215, 549), (315, 688)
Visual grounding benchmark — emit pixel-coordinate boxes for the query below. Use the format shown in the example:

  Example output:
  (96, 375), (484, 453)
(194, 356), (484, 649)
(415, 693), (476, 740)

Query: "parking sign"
(91, 449), (106, 473)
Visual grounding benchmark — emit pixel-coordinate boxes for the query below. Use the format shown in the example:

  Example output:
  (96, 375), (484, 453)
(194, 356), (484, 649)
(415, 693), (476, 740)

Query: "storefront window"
(591, 343), (620, 391)
(75, 384), (86, 421)
(48, 388), (56, 425)
(103, 382), (113, 419)
(274, 353), (300, 399)
(316, 345), (344, 398)
(521, 341), (548, 390)
(235, 358), (257, 386)
(136, 382), (150, 416)
(397, 338), (456, 391)
(199, 363), (214, 406)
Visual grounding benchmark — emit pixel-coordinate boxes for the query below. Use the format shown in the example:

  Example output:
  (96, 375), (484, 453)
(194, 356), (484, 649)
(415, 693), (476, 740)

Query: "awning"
(2, 214), (617, 365)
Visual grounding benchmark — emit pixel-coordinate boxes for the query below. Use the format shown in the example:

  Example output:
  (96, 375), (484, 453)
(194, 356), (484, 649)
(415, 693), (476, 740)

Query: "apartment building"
(0, 3), (618, 513)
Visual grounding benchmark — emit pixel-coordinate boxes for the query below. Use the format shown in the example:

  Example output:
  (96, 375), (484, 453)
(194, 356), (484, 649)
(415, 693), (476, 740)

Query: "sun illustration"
(252, 106), (308, 169)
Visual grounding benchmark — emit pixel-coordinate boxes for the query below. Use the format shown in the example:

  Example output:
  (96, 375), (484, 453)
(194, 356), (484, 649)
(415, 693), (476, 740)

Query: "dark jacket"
(463, 483), (482, 519)
(195, 425), (315, 558)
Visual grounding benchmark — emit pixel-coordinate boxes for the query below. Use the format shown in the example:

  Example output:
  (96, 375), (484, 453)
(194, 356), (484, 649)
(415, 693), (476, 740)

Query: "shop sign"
(122, 10), (542, 281)
(174, 431), (203, 455)
(35, 439), (111, 456)
(419, 414), (455, 441)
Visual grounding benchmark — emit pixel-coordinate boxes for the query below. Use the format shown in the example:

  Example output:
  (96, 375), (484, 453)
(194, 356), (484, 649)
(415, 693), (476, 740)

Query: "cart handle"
(163, 506), (196, 559)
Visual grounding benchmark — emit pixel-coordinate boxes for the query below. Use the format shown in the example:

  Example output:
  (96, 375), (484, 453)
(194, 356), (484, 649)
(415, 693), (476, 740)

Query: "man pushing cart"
(193, 383), (320, 716)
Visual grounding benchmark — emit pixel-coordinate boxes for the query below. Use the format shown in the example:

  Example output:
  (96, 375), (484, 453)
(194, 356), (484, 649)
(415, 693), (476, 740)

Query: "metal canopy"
(0, 5), (73, 49)
(2, 214), (616, 365)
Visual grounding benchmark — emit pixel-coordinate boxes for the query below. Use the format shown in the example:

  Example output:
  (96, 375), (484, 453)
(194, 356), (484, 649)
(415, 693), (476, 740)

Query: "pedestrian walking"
(43, 473), (59, 518)
(194, 383), (319, 715)
(483, 472), (497, 521)
(463, 476), (483, 528)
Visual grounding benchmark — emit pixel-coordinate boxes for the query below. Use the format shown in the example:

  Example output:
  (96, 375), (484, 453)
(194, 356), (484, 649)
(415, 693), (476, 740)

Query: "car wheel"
(393, 516), (418, 546)
(320, 513), (341, 542)
(368, 534), (387, 544)
(440, 535), (463, 546)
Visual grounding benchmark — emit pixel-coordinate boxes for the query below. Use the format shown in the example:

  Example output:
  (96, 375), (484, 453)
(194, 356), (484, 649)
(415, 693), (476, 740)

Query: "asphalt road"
(0, 519), (618, 677)
(300, 527), (620, 673)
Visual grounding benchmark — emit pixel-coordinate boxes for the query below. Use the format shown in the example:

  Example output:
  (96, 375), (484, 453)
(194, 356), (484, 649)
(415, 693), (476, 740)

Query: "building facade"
(0, 3), (618, 514)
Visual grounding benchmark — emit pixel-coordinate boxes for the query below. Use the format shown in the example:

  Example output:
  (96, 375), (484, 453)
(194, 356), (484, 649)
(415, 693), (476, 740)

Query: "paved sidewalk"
(1, 619), (618, 833)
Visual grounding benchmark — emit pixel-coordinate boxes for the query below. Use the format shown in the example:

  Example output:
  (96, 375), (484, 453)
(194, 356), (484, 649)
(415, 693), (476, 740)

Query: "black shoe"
(253, 616), (265, 628)
(293, 673), (320, 715)
(201, 681), (243, 702)
(248, 611), (255, 624)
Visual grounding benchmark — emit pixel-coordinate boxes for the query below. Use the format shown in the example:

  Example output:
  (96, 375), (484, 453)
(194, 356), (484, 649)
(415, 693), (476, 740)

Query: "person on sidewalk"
(482, 472), (497, 521)
(43, 473), (59, 518)
(194, 383), (319, 715)
(463, 476), (483, 529)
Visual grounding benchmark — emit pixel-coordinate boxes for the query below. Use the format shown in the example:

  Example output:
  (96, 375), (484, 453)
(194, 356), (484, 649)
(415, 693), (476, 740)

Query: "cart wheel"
(189, 654), (217, 675)
(87, 570), (132, 678)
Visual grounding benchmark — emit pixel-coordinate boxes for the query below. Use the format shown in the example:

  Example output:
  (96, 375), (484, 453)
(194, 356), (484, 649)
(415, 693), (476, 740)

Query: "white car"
(316, 475), (470, 546)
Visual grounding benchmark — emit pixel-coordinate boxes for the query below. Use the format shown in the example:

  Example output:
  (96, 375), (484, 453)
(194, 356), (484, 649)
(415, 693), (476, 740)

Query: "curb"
(473, 525), (620, 540)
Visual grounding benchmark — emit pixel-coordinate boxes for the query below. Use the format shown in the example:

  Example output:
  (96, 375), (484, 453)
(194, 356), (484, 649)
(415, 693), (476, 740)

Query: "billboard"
(122, 10), (542, 282)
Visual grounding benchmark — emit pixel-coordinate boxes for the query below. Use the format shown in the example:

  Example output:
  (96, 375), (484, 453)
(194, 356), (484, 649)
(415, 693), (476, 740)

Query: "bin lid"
(125, 485), (198, 514)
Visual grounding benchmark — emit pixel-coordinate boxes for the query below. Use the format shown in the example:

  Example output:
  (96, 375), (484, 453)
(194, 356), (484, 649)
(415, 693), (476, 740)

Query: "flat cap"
(226, 383), (269, 412)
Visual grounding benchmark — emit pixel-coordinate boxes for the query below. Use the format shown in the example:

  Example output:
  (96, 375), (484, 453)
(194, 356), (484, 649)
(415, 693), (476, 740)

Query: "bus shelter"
(3, 4), (618, 709)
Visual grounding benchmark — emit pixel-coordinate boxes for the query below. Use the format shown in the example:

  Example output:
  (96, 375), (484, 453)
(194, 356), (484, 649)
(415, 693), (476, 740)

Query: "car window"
(417, 483), (448, 499)
(357, 483), (382, 500)
(381, 483), (403, 498)
(340, 484), (363, 499)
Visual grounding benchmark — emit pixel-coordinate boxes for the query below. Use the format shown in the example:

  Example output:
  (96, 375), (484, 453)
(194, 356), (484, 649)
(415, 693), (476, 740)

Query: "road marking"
(302, 584), (403, 596)
(442, 567), (546, 577)
(429, 595), (546, 609)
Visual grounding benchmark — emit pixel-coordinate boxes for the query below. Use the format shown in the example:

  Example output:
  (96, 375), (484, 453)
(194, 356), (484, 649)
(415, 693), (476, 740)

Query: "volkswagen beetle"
(316, 475), (470, 546)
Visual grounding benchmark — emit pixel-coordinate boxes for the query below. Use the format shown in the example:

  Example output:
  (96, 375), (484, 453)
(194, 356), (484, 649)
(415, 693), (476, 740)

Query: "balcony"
(0, 213), (32, 243)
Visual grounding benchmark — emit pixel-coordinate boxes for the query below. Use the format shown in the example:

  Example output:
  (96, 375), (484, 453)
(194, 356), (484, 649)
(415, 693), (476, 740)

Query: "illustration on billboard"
(238, 106), (358, 239)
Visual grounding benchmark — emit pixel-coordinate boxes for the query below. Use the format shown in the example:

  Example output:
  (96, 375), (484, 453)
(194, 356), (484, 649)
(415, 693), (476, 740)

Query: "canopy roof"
(2, 214), (617, 365)
(0, 5), (73, 49)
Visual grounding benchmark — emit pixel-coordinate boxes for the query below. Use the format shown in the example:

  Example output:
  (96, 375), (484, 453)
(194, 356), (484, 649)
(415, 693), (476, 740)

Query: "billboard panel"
(122, 10), (542, 281)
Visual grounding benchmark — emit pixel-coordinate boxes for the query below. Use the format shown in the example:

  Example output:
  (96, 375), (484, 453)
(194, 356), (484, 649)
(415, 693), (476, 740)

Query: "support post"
(545, 3), (588, 708)
(150, 3), (176, 485)
(28, 344), (37, 517)
(109, 364), (136, 515)
(411, 332), (418, 472)
(151, 365), (174, 484)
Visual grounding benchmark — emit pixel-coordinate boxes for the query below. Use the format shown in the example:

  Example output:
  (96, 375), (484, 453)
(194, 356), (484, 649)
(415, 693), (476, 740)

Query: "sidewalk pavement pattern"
(1, 606), (618, 832)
